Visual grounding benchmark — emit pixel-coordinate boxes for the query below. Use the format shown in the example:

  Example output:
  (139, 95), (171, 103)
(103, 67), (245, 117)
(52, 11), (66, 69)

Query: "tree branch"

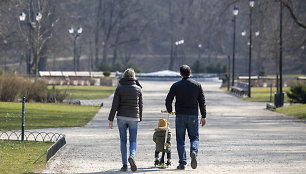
(279, 0), (306, 29)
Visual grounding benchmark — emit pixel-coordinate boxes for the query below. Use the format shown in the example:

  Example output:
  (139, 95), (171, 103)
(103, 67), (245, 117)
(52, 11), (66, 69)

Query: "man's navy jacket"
(165, 77), (206, 118)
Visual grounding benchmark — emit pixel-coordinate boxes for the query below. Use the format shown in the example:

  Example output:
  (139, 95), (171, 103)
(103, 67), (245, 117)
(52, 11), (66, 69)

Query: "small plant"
(47, 85), (67, 103)
(259, 70), (265, 76)
(103, 71), (111, 77)
(287, 84), (306, 103)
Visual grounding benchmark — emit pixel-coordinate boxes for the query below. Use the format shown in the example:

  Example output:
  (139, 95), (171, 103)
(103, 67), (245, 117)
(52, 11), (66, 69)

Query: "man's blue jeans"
(175, 115), (199, 166)
(117, 119), (139, 165)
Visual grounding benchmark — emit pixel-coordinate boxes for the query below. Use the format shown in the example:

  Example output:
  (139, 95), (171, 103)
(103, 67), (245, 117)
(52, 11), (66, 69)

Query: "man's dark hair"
(180, 65), (191, 77)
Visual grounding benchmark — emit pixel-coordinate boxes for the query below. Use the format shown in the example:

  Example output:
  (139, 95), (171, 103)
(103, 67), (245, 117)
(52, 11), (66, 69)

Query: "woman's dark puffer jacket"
(108, 77), (143, 121)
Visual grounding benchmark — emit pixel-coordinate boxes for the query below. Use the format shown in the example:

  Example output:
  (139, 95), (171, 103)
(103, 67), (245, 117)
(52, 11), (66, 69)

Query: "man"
(165, 65), (206, 170)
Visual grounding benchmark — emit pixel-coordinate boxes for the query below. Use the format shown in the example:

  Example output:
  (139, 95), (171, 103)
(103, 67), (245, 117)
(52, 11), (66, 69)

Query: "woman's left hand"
(109, 121), (113, 129)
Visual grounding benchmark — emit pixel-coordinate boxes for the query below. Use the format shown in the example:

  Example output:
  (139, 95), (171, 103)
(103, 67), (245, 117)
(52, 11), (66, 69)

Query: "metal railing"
(0, 130), (64, 142)
(0, 130), (66, 162)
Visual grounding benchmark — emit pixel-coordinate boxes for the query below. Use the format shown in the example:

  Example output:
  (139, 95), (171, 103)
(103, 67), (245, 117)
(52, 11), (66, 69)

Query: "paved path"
(43, 80), (306, 173)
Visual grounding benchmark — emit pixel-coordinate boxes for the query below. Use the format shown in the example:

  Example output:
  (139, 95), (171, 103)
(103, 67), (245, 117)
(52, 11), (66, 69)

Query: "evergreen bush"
(287, 84), (306, 103)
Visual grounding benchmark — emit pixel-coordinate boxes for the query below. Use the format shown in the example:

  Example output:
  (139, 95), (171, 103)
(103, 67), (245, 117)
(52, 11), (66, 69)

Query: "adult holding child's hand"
(166, 65), (207, 170)
(108, 68), (143, 172)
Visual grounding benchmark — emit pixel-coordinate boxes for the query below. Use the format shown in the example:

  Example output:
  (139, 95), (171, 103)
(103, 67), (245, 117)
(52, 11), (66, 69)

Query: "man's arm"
(165, 85), (175, 113)
(198, 85), (206, 118)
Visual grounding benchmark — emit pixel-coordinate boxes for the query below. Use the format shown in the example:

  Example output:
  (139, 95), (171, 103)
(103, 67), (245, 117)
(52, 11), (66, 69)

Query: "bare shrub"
(0, 75), (66, 103)
(0, 75), (23, 102)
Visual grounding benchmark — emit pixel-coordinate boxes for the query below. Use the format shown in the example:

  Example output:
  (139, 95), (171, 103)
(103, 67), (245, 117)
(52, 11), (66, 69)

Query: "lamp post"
(69, 26), (83, 71)
(19, 11), (42, 75)
(2, 40), (8, 71)
(232, 6), (239, 89)
(175, 39), (184, 68)
(198, 44), (202, 60)
(248, 0), (255, 98)
(276, 1), (284, 107)
(227, 55), (230, 91)
(19, 11), (42, 77)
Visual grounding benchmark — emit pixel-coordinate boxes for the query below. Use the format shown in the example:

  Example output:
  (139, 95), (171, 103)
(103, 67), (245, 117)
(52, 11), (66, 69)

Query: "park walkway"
(43, 80), (306, 173)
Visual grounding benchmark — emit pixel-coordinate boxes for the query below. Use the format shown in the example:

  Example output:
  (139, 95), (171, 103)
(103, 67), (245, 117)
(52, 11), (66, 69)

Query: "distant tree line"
(0, 0), (305, 74)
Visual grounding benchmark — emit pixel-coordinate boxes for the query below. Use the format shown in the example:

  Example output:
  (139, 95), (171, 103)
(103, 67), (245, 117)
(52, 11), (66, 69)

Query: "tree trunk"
(95, 0), (103, 67)
(168, 0), (175, 71)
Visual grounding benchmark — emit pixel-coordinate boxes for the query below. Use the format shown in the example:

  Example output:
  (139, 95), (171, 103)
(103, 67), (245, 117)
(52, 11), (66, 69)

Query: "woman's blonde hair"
(123, 68), (136, 78)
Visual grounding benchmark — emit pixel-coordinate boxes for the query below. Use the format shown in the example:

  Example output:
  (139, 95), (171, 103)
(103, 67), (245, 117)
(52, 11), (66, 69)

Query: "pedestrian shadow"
(78, 166), (178, 173)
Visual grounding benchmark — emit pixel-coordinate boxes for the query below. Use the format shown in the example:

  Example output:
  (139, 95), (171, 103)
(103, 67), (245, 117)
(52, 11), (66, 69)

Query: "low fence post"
(21, 96), (25, 141)
(270, 84), (273, 103)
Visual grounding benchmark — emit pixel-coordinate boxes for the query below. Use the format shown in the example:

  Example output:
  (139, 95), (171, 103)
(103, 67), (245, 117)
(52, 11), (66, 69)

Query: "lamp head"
(69, 27), (74, 34)
(19, 12), (26, 21)
(241, 30), (247, 36)
(249, 0), (255, 7)
(233, 6), (239, 16)
(36, 12), (42, 21)
(77, 27), (83, 34)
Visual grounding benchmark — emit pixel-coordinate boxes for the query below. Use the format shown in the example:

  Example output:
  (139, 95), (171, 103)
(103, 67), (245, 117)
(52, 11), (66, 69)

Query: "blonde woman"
(108, 68), (143, 172)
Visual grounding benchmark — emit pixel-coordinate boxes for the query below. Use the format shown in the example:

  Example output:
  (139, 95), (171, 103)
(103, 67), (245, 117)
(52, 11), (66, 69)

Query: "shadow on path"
(78, 166), (178, 174)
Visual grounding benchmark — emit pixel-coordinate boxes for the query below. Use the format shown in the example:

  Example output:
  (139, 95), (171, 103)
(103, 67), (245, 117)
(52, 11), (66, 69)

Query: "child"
(153, 118), (172, 167)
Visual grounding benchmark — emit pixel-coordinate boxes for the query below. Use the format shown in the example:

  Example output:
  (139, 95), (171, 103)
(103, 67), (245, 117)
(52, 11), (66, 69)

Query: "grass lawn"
(223, 87), (290, 102)
(276, 104), (306, 120)
(0, 140), (53, 174)
(266, 74), (305, 78)
(0, 102), (99, 131)
(222, 87), (306, 120)
(242, 87), (290, 102)
(49, 85), (115, 100)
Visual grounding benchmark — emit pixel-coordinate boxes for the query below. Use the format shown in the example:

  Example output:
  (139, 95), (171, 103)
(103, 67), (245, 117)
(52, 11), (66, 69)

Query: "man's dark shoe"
(128, 157), (137, 172)
(191, 151), (197, 169)
(166, 160), (171, 166)
(120, 165), (127, 172)
(176, 165), (185, 170)
(154, 159), (159, 166)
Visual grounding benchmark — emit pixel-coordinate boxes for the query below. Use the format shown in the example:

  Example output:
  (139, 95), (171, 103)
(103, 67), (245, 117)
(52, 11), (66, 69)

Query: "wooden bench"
(231, 81), (249, 96)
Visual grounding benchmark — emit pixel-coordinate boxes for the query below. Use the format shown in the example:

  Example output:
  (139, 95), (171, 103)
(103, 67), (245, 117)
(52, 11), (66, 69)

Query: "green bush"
(191, 59), (205, 73)
(287, 84), (306, 103)
(191, 60), (226, 74)
(98, 62), (142, 73)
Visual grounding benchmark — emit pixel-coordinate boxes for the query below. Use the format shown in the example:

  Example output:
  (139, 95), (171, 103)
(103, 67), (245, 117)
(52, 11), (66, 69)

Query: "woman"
(108, 68), (143, 172)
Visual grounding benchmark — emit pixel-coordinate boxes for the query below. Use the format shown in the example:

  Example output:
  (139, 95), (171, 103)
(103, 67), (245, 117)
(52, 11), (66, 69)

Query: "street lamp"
(198, 44), (202, 60)
(175, 39), (184, 68)
(19, 11), (42, 76)
(276, 1), (284, 107)
(232, 6), (239, 89)
(248, 0), (255, 97)
(69, 26), (83, 71)
(2, 40), (8, 71)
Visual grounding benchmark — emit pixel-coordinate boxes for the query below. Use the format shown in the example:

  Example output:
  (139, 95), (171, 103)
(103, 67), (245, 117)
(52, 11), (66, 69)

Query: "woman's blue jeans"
(175, 115), (199, 166)
(117, 119), (139, 165)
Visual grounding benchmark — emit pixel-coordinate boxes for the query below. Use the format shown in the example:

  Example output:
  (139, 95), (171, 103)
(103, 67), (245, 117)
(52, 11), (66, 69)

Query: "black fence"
(0, 130), (64, 142)
(0, 130), (66, 162)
